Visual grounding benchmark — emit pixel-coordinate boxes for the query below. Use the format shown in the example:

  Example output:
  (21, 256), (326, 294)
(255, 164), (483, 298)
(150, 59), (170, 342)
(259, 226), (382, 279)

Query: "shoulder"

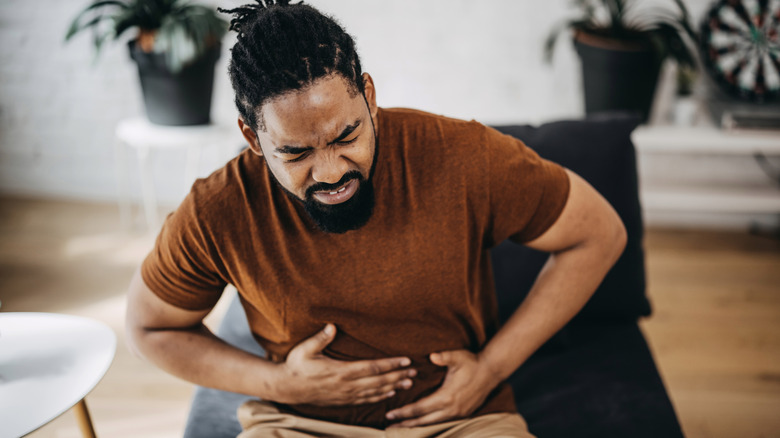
(189, 149), (259, 208)
(378, 107), (531, 172)
(379, 107), (490, 145)
(173, 148), (262, 235)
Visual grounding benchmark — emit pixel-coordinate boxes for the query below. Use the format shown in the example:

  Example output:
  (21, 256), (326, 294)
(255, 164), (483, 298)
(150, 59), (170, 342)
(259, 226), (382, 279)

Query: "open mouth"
(311, 178), (359, 205)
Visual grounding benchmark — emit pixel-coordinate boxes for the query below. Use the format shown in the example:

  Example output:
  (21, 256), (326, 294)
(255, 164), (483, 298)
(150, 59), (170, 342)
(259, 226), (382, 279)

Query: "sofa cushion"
(510, 322), (684, 438)
(491, 114), (650, 324)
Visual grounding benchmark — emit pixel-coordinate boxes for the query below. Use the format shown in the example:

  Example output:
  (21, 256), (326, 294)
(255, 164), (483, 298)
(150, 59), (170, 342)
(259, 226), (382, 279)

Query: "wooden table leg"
(73, 398), (97, 438)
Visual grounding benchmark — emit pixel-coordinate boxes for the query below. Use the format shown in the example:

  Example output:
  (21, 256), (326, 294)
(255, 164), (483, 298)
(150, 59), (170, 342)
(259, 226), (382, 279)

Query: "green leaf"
(544, 19), (592, 63)
(652, 23), (697, 69)
(545, 0), (699, 71)
(113, 9), (142, 40)
(91, 20), (117, 62)
(66, 15), (106, 41)
(65, 0), (228, 68)
(65, 0), (127, 41)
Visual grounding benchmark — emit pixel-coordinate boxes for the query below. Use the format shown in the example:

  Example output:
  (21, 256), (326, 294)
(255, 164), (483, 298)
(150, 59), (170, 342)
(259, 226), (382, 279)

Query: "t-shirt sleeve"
(484, 126), (570, 246)
(141, 192), (228, 311)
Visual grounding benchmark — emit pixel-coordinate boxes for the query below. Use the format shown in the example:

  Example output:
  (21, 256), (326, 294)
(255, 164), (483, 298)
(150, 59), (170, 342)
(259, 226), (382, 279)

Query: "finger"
(392, 410), (451, 428)
(341, 356), (412, 379)
(430, 350), (460, 367)
(294, 324), (336, 357)
(355, 377), (414, 399)
(352, 368), (417, 390)
(385, 393), (443, 421)
(353, 390), (397, 406)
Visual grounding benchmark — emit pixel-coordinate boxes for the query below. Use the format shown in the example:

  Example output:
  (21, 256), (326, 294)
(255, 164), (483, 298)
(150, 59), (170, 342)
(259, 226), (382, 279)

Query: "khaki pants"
(237, 400), (535, 438)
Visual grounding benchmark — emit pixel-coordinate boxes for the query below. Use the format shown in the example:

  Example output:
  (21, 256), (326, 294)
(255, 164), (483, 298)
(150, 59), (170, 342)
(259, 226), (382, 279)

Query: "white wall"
(0, 0), (773, 230)
(0, 0), (579, 204)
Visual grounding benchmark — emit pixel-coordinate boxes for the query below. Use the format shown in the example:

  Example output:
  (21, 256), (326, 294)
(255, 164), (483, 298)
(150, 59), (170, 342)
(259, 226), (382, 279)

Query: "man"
(126, 1), (627, 437)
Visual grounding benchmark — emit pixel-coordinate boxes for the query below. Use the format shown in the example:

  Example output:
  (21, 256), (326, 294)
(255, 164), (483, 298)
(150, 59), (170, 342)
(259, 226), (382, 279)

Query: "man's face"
(240, 73), (379, 233)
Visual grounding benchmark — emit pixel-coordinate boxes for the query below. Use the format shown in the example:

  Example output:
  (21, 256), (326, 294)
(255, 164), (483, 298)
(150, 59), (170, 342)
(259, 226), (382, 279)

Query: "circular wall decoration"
(699, 0), (780, 103)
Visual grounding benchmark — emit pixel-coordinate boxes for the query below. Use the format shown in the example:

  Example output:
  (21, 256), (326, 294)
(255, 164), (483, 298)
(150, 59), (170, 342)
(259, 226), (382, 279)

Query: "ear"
(238, 117), (263, 156)
(362, 72), (378, 127)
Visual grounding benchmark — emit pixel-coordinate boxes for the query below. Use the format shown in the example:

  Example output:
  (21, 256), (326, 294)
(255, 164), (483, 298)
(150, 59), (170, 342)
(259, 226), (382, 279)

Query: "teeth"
(327, 186), (347, 195)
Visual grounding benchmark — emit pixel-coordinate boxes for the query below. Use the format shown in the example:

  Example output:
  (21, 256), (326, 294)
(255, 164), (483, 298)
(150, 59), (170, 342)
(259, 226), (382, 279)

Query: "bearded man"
(126, 2), (627, 436)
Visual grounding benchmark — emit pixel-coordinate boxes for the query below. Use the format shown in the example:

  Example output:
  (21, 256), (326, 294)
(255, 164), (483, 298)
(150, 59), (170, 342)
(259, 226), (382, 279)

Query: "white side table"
(632, 124), (780, 213)
(0, 312), (116, 438)
(115, 117), (241, 231)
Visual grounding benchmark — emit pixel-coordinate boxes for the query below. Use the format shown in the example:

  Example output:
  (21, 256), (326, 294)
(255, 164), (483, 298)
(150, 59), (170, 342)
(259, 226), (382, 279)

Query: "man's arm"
(386, 169), (627, 426)
(125, 269), (417, 406)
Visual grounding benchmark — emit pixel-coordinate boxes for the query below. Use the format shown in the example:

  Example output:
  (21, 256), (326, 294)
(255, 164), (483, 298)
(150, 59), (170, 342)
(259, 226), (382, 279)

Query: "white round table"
(0, 313), (116, 438)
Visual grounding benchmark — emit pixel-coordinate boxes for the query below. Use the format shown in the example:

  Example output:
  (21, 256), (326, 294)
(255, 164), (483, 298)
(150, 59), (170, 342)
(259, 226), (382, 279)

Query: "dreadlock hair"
(218, 0), (365, 132)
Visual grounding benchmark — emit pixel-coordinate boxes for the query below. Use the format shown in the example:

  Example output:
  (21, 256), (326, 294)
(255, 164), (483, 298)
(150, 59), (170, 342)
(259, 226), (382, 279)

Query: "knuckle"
(335, 391), (351, 403)
(338, 367), (356, 381)
(341, 383), (356, 396)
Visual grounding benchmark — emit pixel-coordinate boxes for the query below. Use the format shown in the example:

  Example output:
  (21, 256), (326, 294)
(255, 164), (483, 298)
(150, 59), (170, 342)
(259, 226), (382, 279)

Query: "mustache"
(305, 171), (363, 199)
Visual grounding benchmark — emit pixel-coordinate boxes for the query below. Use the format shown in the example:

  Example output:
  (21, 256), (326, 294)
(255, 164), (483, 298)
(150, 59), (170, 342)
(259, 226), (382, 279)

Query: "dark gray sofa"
(182, 114), (685, 438)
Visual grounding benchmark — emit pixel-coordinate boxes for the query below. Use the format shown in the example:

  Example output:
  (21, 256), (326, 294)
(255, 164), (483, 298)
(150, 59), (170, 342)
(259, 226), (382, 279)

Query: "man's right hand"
(274, 324), (417, 406)
(127, 270), (414, 407)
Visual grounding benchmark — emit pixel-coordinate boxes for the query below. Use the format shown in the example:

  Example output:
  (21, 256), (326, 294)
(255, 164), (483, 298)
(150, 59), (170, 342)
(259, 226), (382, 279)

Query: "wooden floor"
(1, 196), (778, 438)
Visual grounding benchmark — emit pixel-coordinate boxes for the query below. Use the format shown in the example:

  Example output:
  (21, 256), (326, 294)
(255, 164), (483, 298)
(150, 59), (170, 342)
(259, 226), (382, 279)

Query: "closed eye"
(336, 136), (358, 146)
(284, 151), (311, 163)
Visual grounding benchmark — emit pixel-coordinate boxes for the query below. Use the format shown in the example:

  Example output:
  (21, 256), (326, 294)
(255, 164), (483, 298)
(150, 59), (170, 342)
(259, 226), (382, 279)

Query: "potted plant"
(545, 0), (699, 121)
(66, 0), (228, 125)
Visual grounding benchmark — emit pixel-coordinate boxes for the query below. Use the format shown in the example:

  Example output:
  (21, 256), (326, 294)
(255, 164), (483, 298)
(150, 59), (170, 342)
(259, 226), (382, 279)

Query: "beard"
(264, 149), (377, 234)
(301, 170), (375, 234)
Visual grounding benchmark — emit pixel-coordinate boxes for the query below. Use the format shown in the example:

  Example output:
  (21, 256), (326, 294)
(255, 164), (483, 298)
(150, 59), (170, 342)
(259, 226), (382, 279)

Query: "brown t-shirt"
(141, 107), (570, 428)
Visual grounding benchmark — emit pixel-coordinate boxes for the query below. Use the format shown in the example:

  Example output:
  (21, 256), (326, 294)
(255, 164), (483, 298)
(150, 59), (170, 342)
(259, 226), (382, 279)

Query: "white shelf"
(641, 186), (780, 213)
(632, 125), (780, 155)
(633, 125), (780, 219)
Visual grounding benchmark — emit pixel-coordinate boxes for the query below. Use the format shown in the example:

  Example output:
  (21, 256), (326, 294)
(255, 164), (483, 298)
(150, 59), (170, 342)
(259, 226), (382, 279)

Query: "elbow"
(124, 314), (148, 360)
(124, 295), (156, 361)
(609, 214), (628, 264)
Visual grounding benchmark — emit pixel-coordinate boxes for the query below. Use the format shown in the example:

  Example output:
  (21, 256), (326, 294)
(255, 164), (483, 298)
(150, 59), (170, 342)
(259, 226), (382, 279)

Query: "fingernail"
(408, 368), (417, 377)
(386, 390), (395, 397)
(386, 412), (396, 420)
(324, 324), (334, 335)
(400, 358), (411, 366)
(402, 379), (412, 388)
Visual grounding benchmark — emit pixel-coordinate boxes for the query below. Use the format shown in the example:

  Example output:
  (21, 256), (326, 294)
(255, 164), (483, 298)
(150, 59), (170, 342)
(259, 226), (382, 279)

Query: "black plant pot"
(574, 36), (662, 122)
(129, 40), (221, 126)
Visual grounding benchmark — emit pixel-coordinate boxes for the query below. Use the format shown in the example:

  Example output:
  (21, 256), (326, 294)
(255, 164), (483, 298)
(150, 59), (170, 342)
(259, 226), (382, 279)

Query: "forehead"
(260, 75), (364, 146)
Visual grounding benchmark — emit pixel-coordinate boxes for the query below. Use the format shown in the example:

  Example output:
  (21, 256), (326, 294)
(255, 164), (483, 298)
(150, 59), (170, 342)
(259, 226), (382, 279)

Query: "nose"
(310, 148), (349, 184)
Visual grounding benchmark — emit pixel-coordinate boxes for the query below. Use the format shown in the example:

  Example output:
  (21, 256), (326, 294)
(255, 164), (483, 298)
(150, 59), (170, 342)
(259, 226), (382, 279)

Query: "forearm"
(127, 267), (416, 408)
(479, 231), (626, 382)
(128, 321), (285, 400)
(125, 267), (287, 401)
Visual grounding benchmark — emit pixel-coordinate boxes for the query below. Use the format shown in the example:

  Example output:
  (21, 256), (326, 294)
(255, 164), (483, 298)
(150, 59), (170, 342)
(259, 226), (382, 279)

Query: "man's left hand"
(385, 349), (500, 427)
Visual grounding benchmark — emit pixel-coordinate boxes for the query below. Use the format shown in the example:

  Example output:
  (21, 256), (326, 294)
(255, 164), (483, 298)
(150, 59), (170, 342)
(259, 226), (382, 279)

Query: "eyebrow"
(274, 119), (362, 155)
